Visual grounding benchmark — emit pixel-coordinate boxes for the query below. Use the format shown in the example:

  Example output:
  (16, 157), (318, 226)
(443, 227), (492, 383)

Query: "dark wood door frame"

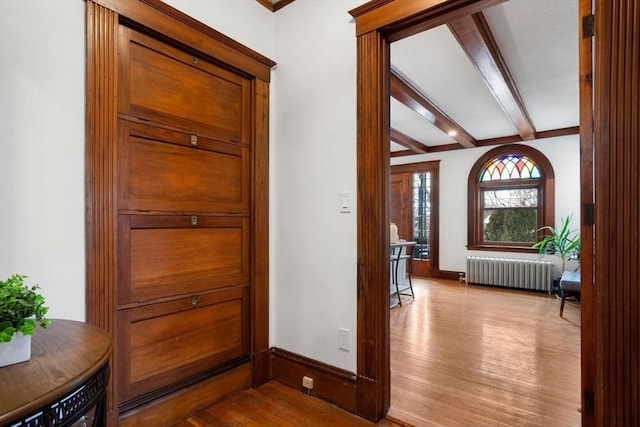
(591, 1), (640, 424)
(578, 0), (594, 425)
(350, 0), (597, 423)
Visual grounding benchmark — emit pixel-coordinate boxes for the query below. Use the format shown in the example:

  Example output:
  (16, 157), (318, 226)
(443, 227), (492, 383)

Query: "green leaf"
(0, 274), (50, 342)
(532, 214), (581, 270)
(0, 326), (16, 342)
(17, 318), (35, 336)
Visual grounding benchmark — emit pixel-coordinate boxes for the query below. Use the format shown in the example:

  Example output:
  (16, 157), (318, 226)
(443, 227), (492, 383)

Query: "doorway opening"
(390, 162), (440, 277)
(350, 0), (593, 423)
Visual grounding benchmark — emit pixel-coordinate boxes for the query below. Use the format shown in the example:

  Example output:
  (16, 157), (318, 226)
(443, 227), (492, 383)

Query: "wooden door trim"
(85, 4), (118, 421)
(354, 29), (390, 421)
(593, 1), (640, 423)
(251, 78), (271, 386)
(578, 0), (594, 424)
(351, 0), (585, 422)
(86, 0), (273, 420)
(90, 0), (275, 82)
(350, 0), (506, 40)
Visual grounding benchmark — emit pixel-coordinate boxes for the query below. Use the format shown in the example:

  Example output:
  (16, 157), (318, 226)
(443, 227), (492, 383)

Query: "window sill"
(466, 245), (538, 253)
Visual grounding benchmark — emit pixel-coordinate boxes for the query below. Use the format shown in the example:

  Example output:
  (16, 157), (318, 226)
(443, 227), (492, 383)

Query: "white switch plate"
(338, 328), (350, 351)
(339, 191), (352, 213)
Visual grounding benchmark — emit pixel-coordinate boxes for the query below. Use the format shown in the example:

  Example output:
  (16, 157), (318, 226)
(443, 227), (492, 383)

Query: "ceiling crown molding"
(256, 0), (296, 12)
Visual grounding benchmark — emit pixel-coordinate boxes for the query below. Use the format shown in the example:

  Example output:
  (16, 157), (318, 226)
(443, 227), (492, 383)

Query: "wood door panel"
(118, 215), (249, 304)
(119, 27), (250, 143)
(391, 165), (440, 278)
(117, 287), (250, 402)
(118, 121), (248, 214)
(390, 173), (410, 241)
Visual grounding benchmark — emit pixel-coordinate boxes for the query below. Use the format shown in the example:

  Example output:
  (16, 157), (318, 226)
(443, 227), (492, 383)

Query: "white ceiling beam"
(448, 12), (537, 141)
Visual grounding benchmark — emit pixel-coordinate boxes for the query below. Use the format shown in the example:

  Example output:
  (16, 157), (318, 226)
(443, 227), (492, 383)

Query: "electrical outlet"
(338, 328), (350, 351)
(302, 376), (314, 389)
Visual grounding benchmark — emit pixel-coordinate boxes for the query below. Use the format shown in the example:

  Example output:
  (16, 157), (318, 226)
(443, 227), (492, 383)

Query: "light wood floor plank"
(179, 381), (389, 426)
(388, 278), (581, 427)
(177, 278), (580, 426)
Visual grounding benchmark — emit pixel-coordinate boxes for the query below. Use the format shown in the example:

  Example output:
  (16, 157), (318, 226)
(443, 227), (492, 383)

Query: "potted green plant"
(0, 274), (51, 367)
(532, 214), (581, 274)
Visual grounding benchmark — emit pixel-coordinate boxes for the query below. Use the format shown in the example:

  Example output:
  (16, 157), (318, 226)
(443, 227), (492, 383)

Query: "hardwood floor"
(175, 381), (403, 426)
(388, 278), (581, 427)
(177, 278), (580, 426)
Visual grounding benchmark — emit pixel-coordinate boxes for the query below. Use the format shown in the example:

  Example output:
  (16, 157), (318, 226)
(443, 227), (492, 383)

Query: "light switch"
(340, 191), (352, 213)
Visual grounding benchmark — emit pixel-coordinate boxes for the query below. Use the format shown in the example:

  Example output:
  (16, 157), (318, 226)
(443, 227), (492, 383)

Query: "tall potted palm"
(532, 214), (581, 274)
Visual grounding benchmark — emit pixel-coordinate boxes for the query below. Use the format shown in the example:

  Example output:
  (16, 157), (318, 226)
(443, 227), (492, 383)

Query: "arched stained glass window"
(479, 155), (542, 182)
(468, 145), (555, 252)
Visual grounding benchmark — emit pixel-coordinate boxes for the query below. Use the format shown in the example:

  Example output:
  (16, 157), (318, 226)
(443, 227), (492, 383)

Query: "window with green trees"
(468, 145), (555, 252)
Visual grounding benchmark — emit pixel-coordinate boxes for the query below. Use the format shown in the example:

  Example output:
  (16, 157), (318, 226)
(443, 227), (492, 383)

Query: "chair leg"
(406, 246), (415, 300)
(406, 267), (414, 300)
(395, 282), (402, 307)
(394, 258), (402, 307)
(559, 290), (566, 317)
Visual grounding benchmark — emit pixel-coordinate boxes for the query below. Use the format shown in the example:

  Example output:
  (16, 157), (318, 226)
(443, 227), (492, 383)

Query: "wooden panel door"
(116, 22), (254, 412)
(86, 1), (274, 422)
(390, 173), (411, 241)
(118, 28), (250, 144)
(117, 121), (249, 214)
(117, 214), (249, 305)
(117, 286), (249, 402)
(391, 164), (439, 277)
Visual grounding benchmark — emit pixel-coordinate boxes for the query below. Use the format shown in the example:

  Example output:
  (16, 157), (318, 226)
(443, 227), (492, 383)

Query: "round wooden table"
(0, 319), (112, 426)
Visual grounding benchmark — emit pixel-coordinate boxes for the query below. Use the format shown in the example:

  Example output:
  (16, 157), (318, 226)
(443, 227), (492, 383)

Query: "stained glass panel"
(479, 155), (541, 182)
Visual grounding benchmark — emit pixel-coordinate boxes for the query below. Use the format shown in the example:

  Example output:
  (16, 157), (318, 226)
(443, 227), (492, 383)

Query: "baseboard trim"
(271, 347), (357, 413)
(253, 347), (272, 387)
(433, 269), (464, 281)
(119, 363), (251, 426)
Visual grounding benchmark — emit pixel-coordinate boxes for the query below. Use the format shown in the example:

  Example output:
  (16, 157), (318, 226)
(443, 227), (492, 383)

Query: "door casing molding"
(350, 0), (595, 423)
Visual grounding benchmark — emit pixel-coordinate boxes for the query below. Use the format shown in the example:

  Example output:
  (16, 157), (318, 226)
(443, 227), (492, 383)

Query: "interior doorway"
(390, 162), (440, 277)
(350, 0), (594, 423)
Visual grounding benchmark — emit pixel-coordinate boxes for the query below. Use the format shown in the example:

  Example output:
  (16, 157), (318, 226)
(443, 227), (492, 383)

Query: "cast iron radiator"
(465, 256), (553, 292)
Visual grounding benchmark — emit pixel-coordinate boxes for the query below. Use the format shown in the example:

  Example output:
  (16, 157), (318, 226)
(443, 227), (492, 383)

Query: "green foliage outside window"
(484, 208), (537, 243)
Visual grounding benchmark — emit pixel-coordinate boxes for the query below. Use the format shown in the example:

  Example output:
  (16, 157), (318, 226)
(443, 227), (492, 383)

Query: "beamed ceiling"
(390, 0), (579, 156)
(257, 0), (578, 156)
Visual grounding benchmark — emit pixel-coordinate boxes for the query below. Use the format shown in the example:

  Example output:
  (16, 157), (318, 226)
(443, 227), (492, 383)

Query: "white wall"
(271, 0), (361, 372)
(0, 1), (274, 322)
(392, 134), (582, 277)
(0, 0), (580, 376)
(0, 0), (360, 372)
(0, 1), (86, 320)
(162, 0), (274, 59)
(163, 0), (362, 371)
